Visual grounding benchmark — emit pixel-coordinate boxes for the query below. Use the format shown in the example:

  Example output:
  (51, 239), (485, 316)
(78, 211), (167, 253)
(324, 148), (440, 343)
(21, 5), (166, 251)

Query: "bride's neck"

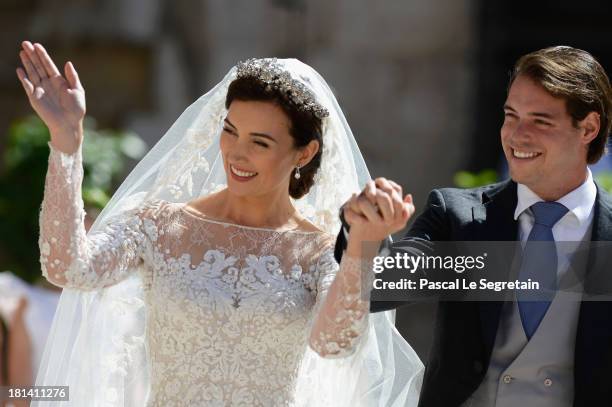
(217, 189), (297, 229)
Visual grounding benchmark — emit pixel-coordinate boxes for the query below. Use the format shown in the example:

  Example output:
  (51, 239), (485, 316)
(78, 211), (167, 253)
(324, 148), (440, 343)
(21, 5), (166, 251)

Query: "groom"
(336, 46), (612, 406)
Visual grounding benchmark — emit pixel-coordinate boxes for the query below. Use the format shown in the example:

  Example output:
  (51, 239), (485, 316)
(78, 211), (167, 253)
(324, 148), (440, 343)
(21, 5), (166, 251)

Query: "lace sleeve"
(38, 142), (151, 291)
(308, 249), (374, 358)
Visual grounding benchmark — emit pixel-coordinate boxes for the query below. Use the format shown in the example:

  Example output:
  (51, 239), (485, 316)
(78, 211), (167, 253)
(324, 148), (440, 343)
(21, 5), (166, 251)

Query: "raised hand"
(16, 41), (86, 154)
(343, 177), (415, 247)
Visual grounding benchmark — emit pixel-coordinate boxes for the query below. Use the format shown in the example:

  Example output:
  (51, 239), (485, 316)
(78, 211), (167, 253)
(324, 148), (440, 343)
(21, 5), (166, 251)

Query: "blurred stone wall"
(0, 0), (477, 359)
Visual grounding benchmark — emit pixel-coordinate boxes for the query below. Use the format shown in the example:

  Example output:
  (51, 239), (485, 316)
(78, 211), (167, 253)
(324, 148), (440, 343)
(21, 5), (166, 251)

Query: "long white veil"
(33, 58), (423, 406)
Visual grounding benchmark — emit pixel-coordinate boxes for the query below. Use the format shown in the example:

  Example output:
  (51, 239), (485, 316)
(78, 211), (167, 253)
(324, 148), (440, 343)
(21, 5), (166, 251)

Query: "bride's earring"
(294, 165), (301, 180)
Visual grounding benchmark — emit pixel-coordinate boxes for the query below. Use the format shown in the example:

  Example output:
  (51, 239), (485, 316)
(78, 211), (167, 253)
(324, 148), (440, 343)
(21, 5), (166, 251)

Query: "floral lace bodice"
(38, 143), (371, 406)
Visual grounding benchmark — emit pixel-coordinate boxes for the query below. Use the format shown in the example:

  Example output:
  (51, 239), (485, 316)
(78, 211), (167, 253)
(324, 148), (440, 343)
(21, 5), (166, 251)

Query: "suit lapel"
(590, 186), (612, 242)
(472, 181), (519, 355)
(574, 186), (612, 396)
(471, 180), (518, 241)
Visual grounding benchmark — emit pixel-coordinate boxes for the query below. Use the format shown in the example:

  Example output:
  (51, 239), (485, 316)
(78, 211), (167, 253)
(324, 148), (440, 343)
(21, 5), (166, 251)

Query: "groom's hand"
(343, 178), (415, 244)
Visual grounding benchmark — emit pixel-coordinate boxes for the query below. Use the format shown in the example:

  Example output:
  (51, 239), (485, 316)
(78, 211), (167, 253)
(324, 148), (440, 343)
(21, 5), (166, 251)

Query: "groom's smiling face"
(501, 74), (597, 201)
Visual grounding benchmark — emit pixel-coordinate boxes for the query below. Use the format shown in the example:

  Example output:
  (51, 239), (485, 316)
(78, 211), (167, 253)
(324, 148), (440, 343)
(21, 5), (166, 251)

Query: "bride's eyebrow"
(250, 132), (278, 143)
(224, 117), (277, 143)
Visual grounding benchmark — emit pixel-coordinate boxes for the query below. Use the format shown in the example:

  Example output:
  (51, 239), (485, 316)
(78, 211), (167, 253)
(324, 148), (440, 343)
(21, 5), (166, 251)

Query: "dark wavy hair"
(509, 46), (612, 164)
(225, 76), (323, 199)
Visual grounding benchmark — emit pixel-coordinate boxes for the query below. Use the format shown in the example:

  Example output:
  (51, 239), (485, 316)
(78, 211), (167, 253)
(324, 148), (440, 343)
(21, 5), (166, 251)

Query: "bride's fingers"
(344, 207), (367, 226)
(16, 68), (34, 96)
(34, 43), (60, 77)
(374, 180), (405, 223)
(401, 194), (415, 220)
(64, 61), (83, 91)
(374, 178), (401, 205)
(345, 193), (365, 217)
(357, 195), (384, 224)
(19, 50), (41, 85)
(387, 179), (403, 196)
(373, 189), (394, 221)
(22, 41), (47, 82)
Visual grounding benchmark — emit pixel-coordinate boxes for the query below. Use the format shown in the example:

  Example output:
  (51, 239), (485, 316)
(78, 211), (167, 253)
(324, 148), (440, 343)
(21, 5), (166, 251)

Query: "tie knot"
(530, 201), (569, 228)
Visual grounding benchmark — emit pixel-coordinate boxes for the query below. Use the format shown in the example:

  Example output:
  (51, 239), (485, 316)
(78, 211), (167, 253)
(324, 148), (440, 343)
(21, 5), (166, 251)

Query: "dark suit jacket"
(335, 180), (612, 407)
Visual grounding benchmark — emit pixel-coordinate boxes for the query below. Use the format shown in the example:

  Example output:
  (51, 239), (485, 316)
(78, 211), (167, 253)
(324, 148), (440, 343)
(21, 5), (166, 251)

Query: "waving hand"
(16, 41), (86, 153)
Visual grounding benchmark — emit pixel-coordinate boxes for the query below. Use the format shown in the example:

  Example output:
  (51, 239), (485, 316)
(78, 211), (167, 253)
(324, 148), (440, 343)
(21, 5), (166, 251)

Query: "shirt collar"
(513, 168), (597, 227)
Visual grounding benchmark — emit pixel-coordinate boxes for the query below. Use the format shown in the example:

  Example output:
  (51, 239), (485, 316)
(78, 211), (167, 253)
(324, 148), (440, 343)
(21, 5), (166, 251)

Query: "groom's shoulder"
(597, 183), (612, 207)
(428, 180), (514, 207)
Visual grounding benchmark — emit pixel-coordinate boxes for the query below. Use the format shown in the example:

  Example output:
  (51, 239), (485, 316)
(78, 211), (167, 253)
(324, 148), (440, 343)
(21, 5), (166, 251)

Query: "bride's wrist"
(345, 235), (381, 260)
(49, 123), (84, 155)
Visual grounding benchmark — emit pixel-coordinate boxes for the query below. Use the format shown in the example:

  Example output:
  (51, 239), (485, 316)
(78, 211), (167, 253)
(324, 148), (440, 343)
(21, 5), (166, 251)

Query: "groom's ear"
(297, 139), (320, 167)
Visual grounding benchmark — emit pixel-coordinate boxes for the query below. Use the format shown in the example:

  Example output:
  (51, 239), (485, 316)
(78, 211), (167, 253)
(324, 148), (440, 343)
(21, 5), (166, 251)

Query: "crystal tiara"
(235, 58), (330, 119)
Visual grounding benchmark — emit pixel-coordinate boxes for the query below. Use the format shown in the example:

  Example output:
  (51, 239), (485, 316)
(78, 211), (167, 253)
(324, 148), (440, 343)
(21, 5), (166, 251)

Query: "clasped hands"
(343, 178), (415, 249)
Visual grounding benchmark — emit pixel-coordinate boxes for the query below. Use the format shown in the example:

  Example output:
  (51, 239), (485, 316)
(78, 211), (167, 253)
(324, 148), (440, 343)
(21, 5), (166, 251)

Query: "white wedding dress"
(38, 144), (370, 406)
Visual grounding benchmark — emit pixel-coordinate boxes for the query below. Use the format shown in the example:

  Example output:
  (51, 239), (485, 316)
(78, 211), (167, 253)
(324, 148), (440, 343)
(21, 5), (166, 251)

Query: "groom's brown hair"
(509, 46), (612, 164)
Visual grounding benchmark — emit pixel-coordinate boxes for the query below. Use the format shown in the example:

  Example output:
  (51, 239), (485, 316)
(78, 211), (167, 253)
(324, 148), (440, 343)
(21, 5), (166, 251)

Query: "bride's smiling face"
(220, 100), (310, 198)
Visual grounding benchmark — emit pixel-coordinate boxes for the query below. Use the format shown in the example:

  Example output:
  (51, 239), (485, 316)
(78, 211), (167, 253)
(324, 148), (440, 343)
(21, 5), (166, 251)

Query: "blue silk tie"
(517, 201), (569, 339)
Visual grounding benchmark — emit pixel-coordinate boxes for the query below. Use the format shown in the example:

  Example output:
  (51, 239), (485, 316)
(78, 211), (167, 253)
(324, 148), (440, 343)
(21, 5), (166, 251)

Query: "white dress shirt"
(514, 168), (597, 280)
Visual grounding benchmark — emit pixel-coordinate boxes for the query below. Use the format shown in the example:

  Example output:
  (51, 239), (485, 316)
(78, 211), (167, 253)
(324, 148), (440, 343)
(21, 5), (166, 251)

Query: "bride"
(16, 41), (423, 406)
